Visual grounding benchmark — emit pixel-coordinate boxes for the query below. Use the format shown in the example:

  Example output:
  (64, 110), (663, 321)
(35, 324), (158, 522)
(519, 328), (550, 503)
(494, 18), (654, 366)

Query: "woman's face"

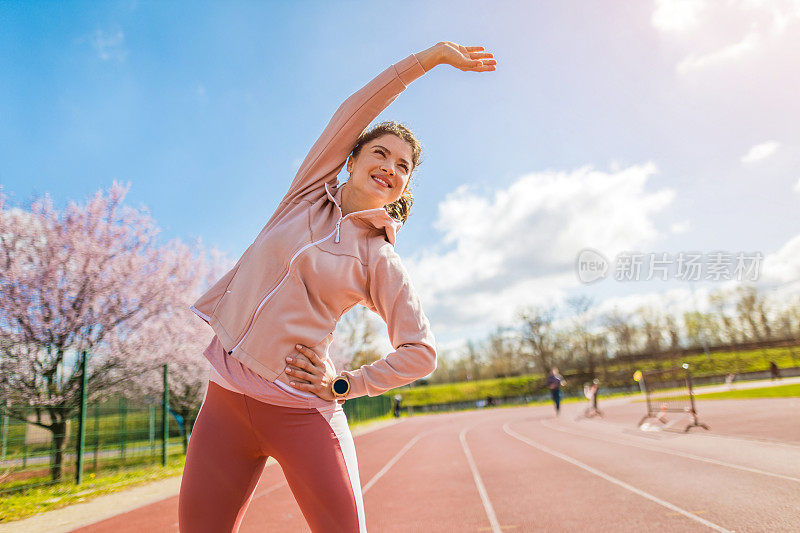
(345, 134), (413, 209)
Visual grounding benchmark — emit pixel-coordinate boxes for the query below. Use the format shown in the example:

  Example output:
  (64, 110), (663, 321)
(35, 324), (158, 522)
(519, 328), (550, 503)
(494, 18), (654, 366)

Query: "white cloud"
(793, 177), (800, 193)
(591, 286), (699, 319)
(652, 0), (708, 33)
(740, 140), (780, 163)
(405, 162), (675, 339)
(762, 232), (800, 283)
(653, 0), (800, 75)
(90, 30), (127, 62)
(676, 32), (761, 75)
(670, 220), (691, 234)
(418, 226), (800, 349)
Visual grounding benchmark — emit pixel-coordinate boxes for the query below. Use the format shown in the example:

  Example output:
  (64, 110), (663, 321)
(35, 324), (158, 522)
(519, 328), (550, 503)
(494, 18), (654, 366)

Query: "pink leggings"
(178, 381), (365, 532)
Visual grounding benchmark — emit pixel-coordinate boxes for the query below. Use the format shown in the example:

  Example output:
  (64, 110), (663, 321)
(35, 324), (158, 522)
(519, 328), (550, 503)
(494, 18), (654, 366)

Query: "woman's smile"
(370, 173), (392, 188)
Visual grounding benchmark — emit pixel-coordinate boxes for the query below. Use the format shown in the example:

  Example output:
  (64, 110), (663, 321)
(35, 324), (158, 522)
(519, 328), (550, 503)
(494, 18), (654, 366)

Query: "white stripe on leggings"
(318, 407), (366, 533)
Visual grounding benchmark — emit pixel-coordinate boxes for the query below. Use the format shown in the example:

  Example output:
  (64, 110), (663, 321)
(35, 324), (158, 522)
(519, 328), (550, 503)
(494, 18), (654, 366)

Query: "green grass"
(694, 383), (800, 400)
(604, 345), (800, 378)
(0, 455), (187, 523)
(389, 374), (545, 407)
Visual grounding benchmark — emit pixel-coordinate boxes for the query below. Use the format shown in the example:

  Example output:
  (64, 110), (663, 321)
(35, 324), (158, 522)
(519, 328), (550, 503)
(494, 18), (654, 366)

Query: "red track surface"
(74, 398), (800, 532)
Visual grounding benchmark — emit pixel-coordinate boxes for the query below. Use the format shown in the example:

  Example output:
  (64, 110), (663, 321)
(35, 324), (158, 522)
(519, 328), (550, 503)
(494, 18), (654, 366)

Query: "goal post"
(636, 364), (709, 432)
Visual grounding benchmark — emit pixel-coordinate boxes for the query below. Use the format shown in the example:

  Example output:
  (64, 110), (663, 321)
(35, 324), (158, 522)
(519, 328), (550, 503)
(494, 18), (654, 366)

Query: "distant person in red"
(769, 361), (781, 380)
(546, 367), (566, 416)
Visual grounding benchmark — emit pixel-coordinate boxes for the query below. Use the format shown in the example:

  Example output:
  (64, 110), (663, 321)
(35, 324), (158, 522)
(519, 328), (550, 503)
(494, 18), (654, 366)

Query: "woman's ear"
(346, 154), (354, 173)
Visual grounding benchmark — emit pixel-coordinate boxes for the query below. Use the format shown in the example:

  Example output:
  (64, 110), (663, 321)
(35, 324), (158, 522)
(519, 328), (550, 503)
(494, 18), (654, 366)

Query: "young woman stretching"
(178, 41), (496, 532)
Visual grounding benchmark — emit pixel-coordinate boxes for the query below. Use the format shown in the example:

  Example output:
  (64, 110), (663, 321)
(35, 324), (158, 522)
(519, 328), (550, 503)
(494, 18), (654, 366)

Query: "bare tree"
(485, 326), (518, 378)
(567, 296), (597, 376)
(664, 314), (683, 351)
(518, 306), (556, 373)
(604, 309), (636, 375)
(638, 305), (665, 356)
(683, 311), (719, 351)
(734, 285), (766, 341)
(776, 308), (799, 368)
(710, 288), (742, 345)
(464, 339), (484, 381)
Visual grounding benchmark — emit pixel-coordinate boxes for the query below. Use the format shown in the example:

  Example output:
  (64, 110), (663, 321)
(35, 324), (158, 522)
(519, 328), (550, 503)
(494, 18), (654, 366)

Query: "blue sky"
(2, 1), (799, 350)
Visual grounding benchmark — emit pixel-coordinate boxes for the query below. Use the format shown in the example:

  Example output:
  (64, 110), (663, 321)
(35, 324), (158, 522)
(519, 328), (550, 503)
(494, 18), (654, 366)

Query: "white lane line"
(686, 430), (800, 449)
(503, 422), (731, 533)
(540, 419), (800, 483)
(586, 416), (800, 450)
(459, 427), (502, 533)
(362, 432), (425, 494)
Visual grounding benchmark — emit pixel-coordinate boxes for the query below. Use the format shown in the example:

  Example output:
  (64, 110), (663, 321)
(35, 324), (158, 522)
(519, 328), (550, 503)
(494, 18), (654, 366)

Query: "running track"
(74, 398), (800, 532)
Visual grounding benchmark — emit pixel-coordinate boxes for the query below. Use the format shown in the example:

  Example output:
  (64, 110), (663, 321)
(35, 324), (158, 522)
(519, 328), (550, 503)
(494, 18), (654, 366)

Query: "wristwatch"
(331, 375), (350, 399)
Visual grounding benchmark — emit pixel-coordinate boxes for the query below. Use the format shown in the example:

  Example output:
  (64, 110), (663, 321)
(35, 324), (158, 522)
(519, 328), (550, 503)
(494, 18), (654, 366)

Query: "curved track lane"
(69, 400), (800, 532)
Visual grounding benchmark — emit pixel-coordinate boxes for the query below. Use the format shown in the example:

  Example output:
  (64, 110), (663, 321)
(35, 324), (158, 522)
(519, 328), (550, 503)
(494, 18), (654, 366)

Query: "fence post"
(1, 400), (8, 461)
(162, 364), (169, 467)
(75, 351), (88, 485)
(149, 405), (155, 456)
(120, 396), (127, 463)
(93, 404), (100, 471)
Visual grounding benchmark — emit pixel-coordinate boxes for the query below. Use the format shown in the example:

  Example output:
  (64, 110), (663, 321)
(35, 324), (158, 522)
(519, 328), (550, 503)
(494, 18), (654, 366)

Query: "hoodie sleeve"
(340, 241), (437, 399)
(278, 54), (427, 207)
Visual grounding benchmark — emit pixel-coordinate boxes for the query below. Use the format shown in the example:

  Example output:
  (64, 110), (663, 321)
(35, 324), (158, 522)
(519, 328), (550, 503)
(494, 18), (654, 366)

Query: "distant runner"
(581, 379), (603, 418)
(546, 367), (566, 416)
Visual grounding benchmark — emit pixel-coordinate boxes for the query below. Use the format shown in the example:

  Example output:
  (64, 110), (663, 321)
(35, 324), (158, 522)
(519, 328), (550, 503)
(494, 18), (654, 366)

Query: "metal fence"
(0, 400), (187, 494)
(343, 393), (392, 422)
(0, 353), (395, 496)
(0, 357), (182, 495)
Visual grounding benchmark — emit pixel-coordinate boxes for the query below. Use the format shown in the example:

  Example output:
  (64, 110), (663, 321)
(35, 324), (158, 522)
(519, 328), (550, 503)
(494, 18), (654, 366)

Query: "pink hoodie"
(190, 53), (436, 400)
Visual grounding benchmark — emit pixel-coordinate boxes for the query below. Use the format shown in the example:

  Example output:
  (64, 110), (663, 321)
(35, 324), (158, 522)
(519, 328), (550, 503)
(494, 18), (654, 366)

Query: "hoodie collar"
(325, 181), (402, 246)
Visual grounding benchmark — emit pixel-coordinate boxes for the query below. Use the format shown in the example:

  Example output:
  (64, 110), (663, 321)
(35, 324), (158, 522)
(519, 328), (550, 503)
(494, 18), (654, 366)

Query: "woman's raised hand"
(415, 41), (497, 72)
(438, 41), (497, 72)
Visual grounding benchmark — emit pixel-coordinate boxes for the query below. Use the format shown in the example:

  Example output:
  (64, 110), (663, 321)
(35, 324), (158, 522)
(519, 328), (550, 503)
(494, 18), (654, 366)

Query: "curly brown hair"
(349, 121), (422, 224)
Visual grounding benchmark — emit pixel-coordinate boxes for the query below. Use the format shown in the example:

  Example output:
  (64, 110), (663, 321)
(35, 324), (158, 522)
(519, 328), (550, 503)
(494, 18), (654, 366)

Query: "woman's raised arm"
(276, 42), (496, 208)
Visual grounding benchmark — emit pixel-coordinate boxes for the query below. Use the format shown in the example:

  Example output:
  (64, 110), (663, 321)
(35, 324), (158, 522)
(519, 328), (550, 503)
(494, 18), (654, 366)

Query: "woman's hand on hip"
(285, 344), (338, 402)
(415, 42), (497, 73)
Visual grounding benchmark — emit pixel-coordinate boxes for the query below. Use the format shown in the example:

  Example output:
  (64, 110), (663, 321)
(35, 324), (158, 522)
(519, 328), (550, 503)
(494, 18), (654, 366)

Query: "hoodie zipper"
(229, 211), (364, 355)
(228, 197), (392, 356)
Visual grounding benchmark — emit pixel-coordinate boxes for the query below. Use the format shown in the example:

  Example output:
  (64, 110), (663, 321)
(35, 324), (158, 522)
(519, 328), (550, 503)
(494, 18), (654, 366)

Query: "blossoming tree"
(0, 182), (222, 480)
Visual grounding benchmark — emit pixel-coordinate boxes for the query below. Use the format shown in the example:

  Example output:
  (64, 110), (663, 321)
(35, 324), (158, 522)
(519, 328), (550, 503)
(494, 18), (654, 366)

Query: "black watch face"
(333, 378), (349, 395)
